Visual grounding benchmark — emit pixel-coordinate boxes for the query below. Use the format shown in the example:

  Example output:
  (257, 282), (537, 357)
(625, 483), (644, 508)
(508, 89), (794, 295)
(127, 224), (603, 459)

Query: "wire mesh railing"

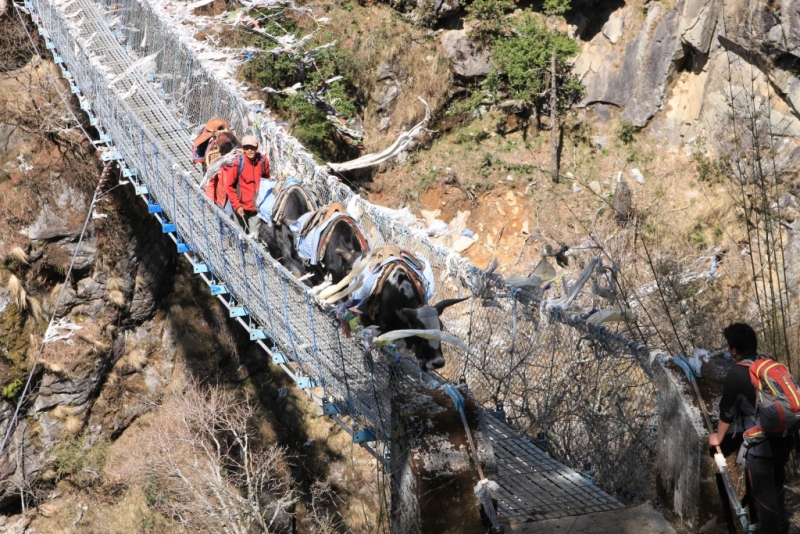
(27, 0), (659, 496)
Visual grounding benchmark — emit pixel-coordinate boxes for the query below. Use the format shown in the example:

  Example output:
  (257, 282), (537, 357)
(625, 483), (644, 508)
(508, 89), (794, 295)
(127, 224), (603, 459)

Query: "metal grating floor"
(485, 414), (624, 523)
(72, 0), (199, 179)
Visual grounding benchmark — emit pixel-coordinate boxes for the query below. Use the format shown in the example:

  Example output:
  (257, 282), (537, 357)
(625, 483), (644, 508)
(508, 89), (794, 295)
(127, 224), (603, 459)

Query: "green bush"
(417, 168), (438, 192)
(618, 120), (640, 145)
(466, 0), (517, 44)
(244, 25), (360, 161)
(542, 0), (572, 16)
(693, 153), (728, 182)
(1, 379), (22, 400)
(51, 438), (109, 488)
(487, 14), (582, 108)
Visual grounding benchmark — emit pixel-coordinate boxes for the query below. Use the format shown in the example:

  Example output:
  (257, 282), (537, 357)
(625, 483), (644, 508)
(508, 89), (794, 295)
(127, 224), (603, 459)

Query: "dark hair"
(723, 323), (758, 355)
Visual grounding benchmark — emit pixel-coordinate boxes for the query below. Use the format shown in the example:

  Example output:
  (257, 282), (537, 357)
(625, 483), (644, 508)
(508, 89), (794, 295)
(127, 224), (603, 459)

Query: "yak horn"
(324, 279), (364, 304)
(318, 252), (371, 300)
(433, 297), (468, 315)
(375, 329), (470, 352)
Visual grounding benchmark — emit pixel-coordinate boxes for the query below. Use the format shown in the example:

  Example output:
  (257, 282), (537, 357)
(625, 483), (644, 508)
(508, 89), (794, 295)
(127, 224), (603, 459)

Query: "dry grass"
(116, 349), (148, 373)
(49, 282), (63, 304)
(7, 274), (25, 310)
(7, 246), (30, 265)
(91, 338), (111, 353)
(50, 404), (73, 421)
(41, 359), (63, 374)
(64, 415), (83, 434)
(106, 276), (126, 292)
(107, 289), (126, 308)
(126, 349), (148, 371)
(106, 372), (120, 387)
(27, 295), (44, 322)
(50, 405), (84, 433)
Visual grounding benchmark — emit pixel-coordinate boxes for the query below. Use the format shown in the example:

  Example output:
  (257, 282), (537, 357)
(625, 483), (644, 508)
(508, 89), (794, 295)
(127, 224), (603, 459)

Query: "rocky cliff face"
(0, 55), (177, 512)
(573, 0), (800, 163)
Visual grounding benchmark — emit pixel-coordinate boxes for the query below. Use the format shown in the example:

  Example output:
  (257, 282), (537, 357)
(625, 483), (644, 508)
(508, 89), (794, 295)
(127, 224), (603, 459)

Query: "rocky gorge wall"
(0, 53), (178, 512)
(427, 0), (800, 161)
(573, 0), (800, 161)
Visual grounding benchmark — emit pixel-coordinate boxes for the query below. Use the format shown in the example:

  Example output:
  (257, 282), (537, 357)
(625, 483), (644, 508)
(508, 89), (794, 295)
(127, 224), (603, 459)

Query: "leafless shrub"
(116, 381), (297, 533)
(0, 9), (36, 72)
(305, 479), (344, 534)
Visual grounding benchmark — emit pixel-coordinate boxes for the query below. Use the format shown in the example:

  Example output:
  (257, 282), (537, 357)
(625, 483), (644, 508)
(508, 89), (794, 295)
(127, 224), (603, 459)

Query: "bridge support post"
(389, 378), (497, 533)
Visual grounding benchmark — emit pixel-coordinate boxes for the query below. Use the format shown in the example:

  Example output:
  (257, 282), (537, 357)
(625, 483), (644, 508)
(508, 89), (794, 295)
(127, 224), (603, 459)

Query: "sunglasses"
(242, 145), (258, 150)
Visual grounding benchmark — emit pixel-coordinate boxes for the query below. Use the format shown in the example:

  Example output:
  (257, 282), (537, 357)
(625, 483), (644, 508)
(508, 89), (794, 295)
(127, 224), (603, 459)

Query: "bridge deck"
(74, 0), (197, 177)
(486, 415), (624, 523)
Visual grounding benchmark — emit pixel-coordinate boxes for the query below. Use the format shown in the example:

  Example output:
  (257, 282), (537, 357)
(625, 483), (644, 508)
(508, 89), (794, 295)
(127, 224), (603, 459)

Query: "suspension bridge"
(17, 0), (660, 524)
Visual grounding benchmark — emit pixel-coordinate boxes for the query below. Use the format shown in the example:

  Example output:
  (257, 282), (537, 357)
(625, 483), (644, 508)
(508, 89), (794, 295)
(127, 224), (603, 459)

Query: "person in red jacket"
(204, 131), (238, 212)
(221, 135), (270, 236)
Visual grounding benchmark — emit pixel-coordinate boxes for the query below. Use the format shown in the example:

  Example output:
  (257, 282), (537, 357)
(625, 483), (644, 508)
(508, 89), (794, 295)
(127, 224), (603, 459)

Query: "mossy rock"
(0, 303), (30, 370)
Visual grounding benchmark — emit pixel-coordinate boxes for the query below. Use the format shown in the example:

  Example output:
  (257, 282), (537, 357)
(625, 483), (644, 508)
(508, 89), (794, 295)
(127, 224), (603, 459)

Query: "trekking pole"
(672, 355), (755, 533)
(443, 385), (504, 533)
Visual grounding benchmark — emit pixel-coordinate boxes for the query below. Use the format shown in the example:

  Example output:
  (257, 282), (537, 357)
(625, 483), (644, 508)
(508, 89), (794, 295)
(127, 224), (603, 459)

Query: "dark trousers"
(747, 452), (790, 534)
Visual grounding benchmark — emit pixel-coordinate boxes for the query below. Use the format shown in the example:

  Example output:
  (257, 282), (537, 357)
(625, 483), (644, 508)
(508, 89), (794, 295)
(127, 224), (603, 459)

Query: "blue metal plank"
(296, 375), (317, 389)
(209, 284), (228, 295)
(229, 306), (247, 318)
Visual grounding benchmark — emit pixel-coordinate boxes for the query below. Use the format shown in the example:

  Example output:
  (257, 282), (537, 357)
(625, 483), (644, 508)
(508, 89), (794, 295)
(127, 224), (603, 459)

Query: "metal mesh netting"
(28, 0), (658, 495)
(28, 0), (395, 440)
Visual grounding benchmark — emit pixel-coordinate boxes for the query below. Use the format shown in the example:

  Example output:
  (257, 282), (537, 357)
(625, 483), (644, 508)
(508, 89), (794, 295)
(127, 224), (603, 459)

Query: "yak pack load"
(741, 357), (800, 445)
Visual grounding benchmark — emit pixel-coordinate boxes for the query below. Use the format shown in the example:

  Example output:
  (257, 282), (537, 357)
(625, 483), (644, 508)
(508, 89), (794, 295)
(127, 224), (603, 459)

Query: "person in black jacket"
(708, 323), (792, 534)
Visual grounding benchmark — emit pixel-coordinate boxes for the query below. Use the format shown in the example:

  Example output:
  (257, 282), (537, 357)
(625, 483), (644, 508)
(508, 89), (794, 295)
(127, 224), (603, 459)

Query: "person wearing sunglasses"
(222, 135), (270, 236)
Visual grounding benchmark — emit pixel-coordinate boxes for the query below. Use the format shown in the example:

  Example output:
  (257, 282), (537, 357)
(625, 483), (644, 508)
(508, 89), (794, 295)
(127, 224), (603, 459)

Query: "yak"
(319, 245), (465, 371)
(291, 204), (370, 288)
(257, 182), (317, 278)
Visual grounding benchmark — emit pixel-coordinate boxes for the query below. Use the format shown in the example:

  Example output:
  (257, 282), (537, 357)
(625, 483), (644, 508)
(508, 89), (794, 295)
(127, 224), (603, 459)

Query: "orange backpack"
(741, 357), (800, 445)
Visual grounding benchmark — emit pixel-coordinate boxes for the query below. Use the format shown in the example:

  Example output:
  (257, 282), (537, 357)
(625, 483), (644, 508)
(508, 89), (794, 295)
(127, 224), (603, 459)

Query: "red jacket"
(205, 172), (228, 208)
(222, 153), (270, 212)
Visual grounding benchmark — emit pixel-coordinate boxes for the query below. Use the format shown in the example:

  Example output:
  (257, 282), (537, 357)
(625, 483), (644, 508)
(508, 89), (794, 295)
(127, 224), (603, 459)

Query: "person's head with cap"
(241, 135), (260, 161)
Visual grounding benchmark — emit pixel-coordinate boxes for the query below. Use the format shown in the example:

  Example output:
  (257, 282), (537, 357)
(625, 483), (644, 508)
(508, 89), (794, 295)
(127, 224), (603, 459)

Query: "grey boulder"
(440, 30), (491, 79)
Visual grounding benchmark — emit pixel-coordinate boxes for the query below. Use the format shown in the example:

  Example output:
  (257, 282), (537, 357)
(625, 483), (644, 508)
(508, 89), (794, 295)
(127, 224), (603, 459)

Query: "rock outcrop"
(434, 0), (460, 20)
(575, 4), (664, 111)
(440, 30), (491, 80)
(575, 0), (800, 160)
(374, 61), (408, 131)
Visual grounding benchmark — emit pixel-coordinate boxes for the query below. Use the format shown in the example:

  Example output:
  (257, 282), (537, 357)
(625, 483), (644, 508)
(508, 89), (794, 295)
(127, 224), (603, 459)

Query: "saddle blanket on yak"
(351, 247), (435, 304)
(289, 205), (369, 266)
(256, 177), (300, 226)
